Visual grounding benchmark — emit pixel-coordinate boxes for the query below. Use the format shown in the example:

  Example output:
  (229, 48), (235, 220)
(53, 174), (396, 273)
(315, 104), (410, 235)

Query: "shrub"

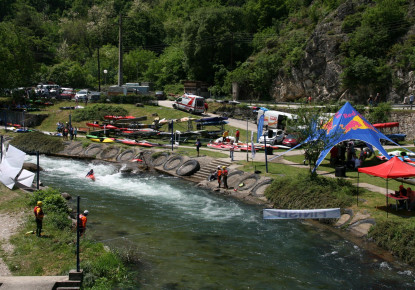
(72, 104), (128, 122)
(265, 173), (354, 210)
(30, 187), (69, 214)
(83, 246), (130, 288)
(369, 221), (415, 266)
(10, 132), (64, 154)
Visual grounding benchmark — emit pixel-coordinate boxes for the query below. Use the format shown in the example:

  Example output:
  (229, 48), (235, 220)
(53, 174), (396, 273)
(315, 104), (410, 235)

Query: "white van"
(257, 110), (297, 130)
(173, 93), (205, 114)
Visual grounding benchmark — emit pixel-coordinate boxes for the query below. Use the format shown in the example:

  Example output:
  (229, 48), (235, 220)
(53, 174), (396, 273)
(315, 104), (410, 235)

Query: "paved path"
(158, 100), (258, 131)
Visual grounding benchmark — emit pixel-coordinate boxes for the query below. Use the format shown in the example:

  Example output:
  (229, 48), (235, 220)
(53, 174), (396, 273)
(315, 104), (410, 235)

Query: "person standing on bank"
(235, 130), (240, 143)
(410, 93), (414, 110)
(217, 166), (222, 188)
(222, 166), (228, 189)
(34, 201), (44, 237)
(230, 140), (235, 161)
(78, 210), (89, 237)
(195, 138), (202, 157)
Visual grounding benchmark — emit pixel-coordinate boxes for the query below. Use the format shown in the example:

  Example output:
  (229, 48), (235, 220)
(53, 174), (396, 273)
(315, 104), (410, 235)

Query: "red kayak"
(86, 174), (95, 181)
(86, 122), (100, 128)
(104, 115), (136, 120)
(86, 123), (118, 130)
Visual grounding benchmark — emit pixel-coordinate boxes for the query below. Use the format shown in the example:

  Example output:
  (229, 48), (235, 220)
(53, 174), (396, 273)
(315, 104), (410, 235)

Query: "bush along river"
(26, 155), (415, 289)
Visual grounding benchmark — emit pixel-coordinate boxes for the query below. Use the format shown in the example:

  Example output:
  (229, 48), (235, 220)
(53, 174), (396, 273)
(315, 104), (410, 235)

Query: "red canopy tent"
(358, 156), (415, 216)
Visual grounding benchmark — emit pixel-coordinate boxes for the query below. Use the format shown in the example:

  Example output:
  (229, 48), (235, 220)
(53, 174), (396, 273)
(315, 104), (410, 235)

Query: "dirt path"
(0, 212), (24, 276)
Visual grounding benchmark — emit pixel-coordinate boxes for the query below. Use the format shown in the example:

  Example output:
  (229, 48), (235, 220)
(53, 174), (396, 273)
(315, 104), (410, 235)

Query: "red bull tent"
(270, 102), (396, 170)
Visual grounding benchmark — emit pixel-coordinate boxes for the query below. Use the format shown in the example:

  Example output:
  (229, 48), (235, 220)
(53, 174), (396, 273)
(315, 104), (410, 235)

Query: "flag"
(251, 131), (256, 159)
(257, 114), (264, 143)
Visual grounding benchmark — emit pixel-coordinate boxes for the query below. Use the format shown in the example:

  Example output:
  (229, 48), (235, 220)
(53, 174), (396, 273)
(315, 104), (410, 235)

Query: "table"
(386, 194), (409, 210)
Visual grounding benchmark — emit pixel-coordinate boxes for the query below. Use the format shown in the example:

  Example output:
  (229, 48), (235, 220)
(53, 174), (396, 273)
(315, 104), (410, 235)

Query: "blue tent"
(270, 102), (397, 170)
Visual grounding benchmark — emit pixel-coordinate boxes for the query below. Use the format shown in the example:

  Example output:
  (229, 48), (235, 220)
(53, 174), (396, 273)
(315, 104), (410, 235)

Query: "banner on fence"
(263, 208), (341, 220)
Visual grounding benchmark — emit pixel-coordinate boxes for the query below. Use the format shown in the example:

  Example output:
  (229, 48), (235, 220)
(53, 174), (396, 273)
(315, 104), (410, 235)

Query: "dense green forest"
(1, 0), (414, 101)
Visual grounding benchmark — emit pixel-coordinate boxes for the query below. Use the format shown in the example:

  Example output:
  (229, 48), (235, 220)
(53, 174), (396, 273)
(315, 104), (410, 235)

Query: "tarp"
(263, 208), (341, 220)
(16, 169), (36, 188)
(358, 156), (415, 178)
(0, 145), (27, 189)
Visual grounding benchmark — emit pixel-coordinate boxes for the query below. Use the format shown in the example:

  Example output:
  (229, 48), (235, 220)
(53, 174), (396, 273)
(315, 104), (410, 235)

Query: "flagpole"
(246, 117), (248, 162)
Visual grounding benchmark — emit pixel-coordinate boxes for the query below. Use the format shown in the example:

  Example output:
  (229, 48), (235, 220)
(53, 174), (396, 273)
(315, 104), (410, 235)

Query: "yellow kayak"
(90, 138), (115, 143)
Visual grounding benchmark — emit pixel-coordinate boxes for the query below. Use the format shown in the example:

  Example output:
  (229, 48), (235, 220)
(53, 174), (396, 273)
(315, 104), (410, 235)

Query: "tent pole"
(357, 172), (359, 206)
(386, 179), (389, 218)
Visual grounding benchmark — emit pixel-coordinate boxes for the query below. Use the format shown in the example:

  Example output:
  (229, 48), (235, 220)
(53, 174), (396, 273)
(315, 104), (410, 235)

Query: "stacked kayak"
(90, 137), (115, 143)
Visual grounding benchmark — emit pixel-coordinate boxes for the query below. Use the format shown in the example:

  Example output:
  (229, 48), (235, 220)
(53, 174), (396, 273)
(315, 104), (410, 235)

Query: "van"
(257, 110), (297, 130)
(173, 93), (205, 114)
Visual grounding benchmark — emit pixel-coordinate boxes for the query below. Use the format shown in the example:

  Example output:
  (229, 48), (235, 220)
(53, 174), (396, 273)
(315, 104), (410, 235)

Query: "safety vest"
(79, 214), (87, 228)
(223, 169), (228, 176)
(217, 169), (222, 177)
(34, 206), (44, 220)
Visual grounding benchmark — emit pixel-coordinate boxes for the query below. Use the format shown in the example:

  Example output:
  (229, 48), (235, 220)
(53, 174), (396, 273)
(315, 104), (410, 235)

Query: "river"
(26, 155), (415, 289)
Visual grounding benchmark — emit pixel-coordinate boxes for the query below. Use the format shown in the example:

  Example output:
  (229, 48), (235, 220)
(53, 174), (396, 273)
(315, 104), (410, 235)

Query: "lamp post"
(103, 70), (108, 86)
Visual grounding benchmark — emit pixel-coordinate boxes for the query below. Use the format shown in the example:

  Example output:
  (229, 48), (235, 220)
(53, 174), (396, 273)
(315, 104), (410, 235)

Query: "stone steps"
(191, 160), (232, 181)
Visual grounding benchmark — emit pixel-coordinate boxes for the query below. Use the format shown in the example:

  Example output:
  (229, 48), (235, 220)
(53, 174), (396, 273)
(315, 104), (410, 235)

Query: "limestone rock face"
(271, 1), (415, 103)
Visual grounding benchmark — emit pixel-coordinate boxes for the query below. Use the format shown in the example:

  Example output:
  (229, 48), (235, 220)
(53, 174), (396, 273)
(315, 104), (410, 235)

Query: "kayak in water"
(86, 169), (95, 181)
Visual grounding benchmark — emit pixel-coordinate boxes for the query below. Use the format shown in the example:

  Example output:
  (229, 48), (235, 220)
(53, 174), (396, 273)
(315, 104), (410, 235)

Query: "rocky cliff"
(272, 1), (415, 104)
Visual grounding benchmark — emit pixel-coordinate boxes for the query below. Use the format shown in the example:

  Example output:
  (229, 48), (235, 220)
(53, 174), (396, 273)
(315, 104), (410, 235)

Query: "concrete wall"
(390, 111), (415, 141)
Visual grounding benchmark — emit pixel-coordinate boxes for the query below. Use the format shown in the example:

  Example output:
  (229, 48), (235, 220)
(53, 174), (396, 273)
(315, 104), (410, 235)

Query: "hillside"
(1, 0), (415, 103)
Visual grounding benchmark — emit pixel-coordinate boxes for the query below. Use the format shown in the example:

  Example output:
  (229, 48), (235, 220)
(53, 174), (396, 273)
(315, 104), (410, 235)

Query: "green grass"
(0, 185), (134, 288)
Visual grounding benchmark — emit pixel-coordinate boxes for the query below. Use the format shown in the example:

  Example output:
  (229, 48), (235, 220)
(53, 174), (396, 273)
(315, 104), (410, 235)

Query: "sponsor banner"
(263, 208), (341, 220)
(257, 114), (264, 143)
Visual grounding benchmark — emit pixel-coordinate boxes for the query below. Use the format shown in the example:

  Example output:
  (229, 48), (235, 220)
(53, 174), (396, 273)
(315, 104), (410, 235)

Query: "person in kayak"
(86, 169), (94, 177)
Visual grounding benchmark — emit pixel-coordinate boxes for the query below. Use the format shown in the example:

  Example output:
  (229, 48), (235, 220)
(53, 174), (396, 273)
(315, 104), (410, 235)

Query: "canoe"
(90, 138), (115, 143)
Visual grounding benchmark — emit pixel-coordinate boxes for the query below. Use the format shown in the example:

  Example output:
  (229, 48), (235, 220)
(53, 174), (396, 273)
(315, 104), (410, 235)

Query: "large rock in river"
(23, 162), (43, 172)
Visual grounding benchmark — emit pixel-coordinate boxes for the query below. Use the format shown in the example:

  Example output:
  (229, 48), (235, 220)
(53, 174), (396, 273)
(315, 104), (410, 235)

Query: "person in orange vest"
(34, 201), (44, 237)
(222, 166), (228, 189)
(78, 210), (89, 237)
(217, 166), (222, 188)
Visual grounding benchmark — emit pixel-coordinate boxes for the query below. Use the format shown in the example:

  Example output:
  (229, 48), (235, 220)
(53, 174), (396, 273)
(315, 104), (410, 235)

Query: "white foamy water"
(26, 155), (245, 222)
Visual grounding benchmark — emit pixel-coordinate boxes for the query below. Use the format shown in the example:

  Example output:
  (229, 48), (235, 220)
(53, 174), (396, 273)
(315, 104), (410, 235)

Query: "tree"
(0, 22), (35, 89)
(182, 6), (252, 83)
(123, 48), (157, 83)
(291, 106), (343, 174)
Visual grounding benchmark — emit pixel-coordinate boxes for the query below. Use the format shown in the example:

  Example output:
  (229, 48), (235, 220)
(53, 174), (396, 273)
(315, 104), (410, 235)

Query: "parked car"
(258, 129), (285, 145)
(75, 89), (89, 101)
(60, 89), (75, 100)
(282, 133), (300, 147)
(155, 91), (166, 100)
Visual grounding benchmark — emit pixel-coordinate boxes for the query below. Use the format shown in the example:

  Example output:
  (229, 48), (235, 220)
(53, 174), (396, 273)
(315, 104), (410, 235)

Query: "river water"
(26, 155), (415, 289)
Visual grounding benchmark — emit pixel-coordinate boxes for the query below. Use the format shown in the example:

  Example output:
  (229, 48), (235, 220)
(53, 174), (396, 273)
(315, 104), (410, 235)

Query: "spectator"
(204, 102), (208, 114)
(78, 210), (89, 237)
(195, 138), (202, 157)
(410, 93), (414, 110)
(235, 130), (240, 143)
(33, 201), (44, 237)
(367, 95), (373, 106)
(330, 145), (339, 166)
(230, 140), (235, 161)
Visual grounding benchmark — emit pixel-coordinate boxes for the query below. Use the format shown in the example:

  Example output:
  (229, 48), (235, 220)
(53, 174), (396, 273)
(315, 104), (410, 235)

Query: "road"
(158, 100), (258, 131)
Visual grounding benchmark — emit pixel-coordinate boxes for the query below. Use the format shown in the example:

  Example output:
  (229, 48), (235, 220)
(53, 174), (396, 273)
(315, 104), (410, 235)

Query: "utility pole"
(97, 47), (101, 92)
(118, 14), (123, 86)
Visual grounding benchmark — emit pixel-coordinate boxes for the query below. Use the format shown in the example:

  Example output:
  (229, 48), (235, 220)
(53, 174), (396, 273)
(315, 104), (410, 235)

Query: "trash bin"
(335, 166), (346, 177)
(265, 147), (273, 155)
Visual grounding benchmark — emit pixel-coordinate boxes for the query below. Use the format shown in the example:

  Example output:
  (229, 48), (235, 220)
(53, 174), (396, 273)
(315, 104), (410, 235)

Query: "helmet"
(84, 210), (89, 216)
(37, 201), (42, 206)
(217, 166), (221, 169)
(222, 166), (226, 169)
